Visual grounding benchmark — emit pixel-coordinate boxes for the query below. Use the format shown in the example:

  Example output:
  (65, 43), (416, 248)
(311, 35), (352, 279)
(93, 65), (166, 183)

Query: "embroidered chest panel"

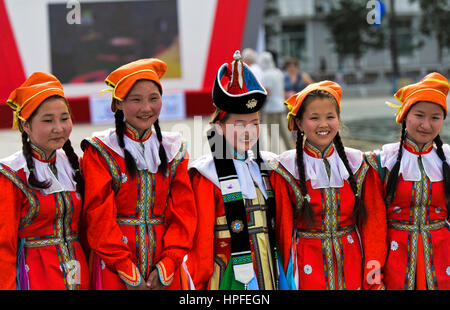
(0, 163), (81, 290)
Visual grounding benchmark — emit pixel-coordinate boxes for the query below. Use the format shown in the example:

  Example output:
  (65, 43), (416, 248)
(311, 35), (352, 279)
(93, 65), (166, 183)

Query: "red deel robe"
(367, 139), (450, 290)
(270, 144), (386, 290)
(0, 149), (89, 290)
(81, 128), (196, 289)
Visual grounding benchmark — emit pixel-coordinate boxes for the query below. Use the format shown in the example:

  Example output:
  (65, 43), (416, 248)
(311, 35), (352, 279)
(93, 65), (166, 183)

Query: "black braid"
(21, 131), (51, 189)
(385, 121), (407, 205)
(433, 134), (450, 220)
(292, 89), (339, 226)
(153, 119), (168, 175)
(249, 124), (265, 168)
(62, 139), (84, 199)
(333, 132), (367, 224)
(295, 130), (315, 225)
(114, 109), (138, 178)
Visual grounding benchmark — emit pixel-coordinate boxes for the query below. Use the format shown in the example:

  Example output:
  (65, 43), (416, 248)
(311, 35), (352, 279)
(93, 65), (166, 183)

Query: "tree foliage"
(409, 0), (450, 62)
(323, 0), (385, 61)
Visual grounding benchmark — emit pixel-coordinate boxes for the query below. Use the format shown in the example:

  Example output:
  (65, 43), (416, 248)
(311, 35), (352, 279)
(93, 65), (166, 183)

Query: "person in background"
(259, 51), (293, 151)
(242, 47), (264, 82)
(283, 57), (313, 99)
(0, 72), (89, 289)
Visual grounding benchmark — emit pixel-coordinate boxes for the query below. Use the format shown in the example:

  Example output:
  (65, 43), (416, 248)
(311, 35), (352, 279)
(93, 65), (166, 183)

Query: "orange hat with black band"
(103, 58), (167, 112)
(7, 72), (66, 130)
(390, 72), (449, 123)
(285, 80), (342, 132)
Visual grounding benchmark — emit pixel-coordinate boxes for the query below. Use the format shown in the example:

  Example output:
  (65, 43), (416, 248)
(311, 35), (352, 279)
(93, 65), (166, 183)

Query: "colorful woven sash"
(207, 128), (279, 289)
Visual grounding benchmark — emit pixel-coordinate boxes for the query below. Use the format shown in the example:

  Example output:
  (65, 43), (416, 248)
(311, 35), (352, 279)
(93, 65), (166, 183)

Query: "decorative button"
(347, 235), (354, 244)
(231, 220), (244, 233)
(246, 99), (258, 109)
(390, 240), (399, 251)
(121, 173), (128, 183)
(304, 264), (312, 275)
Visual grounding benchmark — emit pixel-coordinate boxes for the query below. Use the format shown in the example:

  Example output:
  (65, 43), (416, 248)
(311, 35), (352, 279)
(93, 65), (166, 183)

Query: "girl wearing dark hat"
(0, 72), (89, 289)
(366, 72), (450, 290)
(80, 58), (197, 290)
(184, 51), (282, 290)
(269, 81), (387, 290)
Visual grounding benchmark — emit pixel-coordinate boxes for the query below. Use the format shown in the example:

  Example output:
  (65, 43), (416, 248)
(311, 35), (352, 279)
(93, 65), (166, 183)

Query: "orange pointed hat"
(285, 80), (342, 132)
(103, 58), (167, 112)
(7, 72), (66, 129)
(390, 72), (449, 123)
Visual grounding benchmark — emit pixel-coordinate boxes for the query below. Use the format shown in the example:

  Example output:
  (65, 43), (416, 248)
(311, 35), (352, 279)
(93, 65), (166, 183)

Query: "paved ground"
(1, 95), (449, 160)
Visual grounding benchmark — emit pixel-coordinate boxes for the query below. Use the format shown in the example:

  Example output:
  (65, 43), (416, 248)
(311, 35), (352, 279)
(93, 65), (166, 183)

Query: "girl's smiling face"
(295, 97), (339, 152)
(216, 112), (260, 154)
(115, 80), (162, 136)
(22, 96), (72, 157)
(405, 101), (445, 148)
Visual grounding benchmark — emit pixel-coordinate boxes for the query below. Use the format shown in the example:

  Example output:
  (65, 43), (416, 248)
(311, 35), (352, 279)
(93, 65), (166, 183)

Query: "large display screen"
(49, 0), (181, 84)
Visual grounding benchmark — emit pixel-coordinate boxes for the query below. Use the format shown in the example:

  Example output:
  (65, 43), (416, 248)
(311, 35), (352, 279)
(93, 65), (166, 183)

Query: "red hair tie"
(217, 110), (227, 121)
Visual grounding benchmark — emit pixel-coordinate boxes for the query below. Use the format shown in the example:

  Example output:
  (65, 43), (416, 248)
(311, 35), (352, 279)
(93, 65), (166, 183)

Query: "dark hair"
(20, 96), (84, 196)
(294, 130), (314, 225)
(433, 134), (450, 220)
(294, 90), (366, 225)
(154, 119), (168, 175)
(210, 108), (231, 124)
(21, 130), (51, 189)
(284, 57), (299, 70)
(114, 108), (138, 178)
(113, 80), (168, 178)
(385, 121), (407, 205)
(62, 139), (85, 197)
(333, 132), (366, 224)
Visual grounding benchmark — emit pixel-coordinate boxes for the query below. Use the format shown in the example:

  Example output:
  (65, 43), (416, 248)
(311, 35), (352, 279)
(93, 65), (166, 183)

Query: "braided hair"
(113, 80), (168, 178)
(294, 90), (367, 225)
(62, 139), (84, 197)
(21, 130), (51, 189)
(433, 134), (450, 220)
(153, 119), (168, 175)
(385, 121), (407, 205)
(333, 132), (366, 224)
(294, 129), (315, 225)
(114, 108), (138, 178)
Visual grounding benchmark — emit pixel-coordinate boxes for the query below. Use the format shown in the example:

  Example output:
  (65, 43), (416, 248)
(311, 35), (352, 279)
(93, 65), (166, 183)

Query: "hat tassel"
(230, 51), (244, 91)
(385, 99), (403, 116)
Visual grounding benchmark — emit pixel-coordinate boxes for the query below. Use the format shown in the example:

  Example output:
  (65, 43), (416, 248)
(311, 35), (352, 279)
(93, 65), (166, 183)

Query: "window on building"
(396, 18), (414, 56)
(280, 23), (306, 66)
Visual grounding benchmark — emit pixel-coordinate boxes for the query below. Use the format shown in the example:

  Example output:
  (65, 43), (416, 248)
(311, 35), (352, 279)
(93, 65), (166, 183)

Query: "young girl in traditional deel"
(185, 51), (282, 290)
(366, 72), (450, 290)
(0, 72), (89, 289)
(269, 81), (387, 290)
(81, 58), (197, 290)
